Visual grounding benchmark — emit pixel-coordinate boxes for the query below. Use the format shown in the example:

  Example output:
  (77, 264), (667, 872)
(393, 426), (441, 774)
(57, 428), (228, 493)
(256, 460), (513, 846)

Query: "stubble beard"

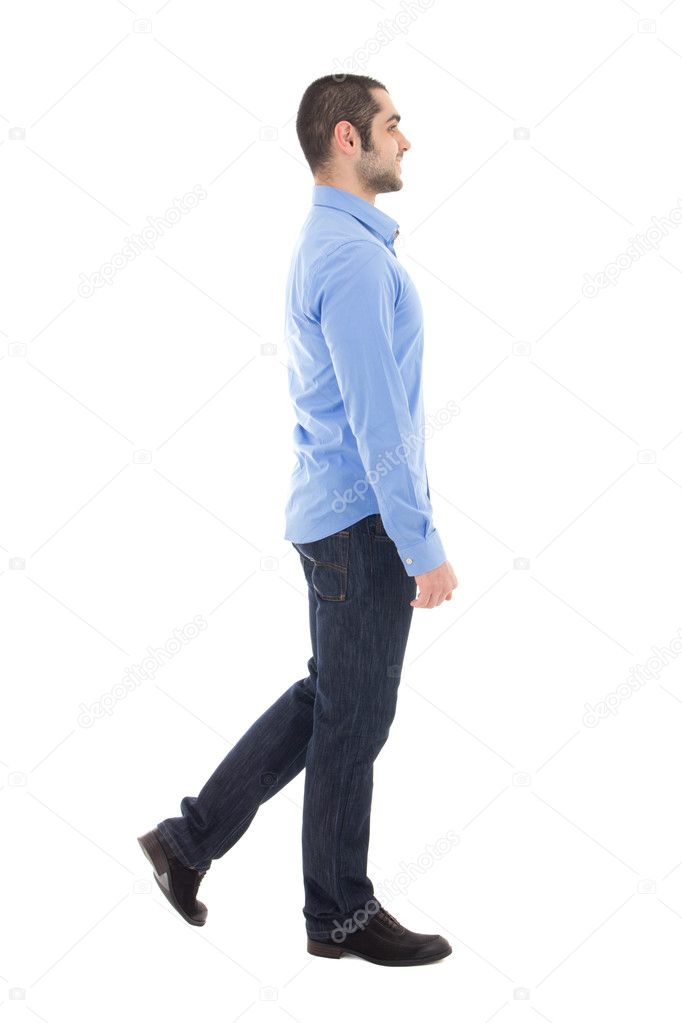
(357, 143), (403, 194)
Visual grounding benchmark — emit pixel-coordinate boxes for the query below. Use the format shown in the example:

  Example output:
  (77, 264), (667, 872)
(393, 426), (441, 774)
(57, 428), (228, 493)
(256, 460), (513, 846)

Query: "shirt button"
(406, 557), (413, 565)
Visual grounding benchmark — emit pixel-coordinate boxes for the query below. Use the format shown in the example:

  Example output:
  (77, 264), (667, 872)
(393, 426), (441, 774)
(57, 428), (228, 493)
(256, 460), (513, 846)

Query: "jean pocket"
(292, 528), (350, 601)
(373, 514), (393, 541)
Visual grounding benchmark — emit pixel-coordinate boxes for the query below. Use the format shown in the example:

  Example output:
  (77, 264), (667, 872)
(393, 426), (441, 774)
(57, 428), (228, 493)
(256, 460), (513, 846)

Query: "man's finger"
(411, 588), (452, 608)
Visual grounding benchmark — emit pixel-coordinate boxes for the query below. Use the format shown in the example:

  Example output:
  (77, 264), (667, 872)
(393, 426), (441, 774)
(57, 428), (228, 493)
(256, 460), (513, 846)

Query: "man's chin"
(374, 175), (403, 194)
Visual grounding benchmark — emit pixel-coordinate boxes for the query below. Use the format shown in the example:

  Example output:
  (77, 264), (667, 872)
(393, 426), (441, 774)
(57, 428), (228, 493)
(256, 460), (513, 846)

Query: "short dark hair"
(296, 74), (387, 176)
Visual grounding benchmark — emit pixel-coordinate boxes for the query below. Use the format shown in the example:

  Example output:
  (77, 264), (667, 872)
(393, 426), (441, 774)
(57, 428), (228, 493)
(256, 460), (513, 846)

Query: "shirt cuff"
(396, 528), (447, 577)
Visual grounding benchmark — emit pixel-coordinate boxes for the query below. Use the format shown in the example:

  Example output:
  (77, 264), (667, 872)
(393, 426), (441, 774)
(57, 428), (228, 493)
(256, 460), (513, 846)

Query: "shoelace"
(173, 856), (205, 901)
(376, 907), (403, 932)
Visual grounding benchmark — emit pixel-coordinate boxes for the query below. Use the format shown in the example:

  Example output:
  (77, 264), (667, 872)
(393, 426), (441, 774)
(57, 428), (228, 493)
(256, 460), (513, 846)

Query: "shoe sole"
(137, 830), (206, 927)
(307, 938), (452, 966)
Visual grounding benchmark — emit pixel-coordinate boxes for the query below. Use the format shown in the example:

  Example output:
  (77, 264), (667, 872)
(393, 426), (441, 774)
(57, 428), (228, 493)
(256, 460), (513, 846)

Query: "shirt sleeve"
(308, 239), (447, 577)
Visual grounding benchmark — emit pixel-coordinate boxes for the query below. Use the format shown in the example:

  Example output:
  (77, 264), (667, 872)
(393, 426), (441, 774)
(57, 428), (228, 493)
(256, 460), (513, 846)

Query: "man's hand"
(410, 560), (458, 609)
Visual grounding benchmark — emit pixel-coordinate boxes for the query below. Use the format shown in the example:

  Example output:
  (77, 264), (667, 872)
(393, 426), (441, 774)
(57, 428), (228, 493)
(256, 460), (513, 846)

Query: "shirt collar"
(312, 184), (400, 246)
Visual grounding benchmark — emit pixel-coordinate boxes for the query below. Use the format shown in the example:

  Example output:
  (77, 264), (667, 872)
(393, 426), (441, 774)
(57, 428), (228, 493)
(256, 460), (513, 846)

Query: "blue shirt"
(282, 184), (447, 577)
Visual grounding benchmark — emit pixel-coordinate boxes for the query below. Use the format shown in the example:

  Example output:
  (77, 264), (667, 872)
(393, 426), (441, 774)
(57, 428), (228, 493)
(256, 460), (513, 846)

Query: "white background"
(2, 0), (682, 1018)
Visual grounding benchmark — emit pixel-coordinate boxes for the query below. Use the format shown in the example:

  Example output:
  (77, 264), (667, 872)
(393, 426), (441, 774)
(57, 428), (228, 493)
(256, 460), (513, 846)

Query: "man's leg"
(155, 549), (320, 872)
(296, 514), (416, 940)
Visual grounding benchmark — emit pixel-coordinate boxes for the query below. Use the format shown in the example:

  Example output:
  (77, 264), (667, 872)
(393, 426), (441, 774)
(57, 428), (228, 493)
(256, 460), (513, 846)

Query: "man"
(138, 74), (457, 968)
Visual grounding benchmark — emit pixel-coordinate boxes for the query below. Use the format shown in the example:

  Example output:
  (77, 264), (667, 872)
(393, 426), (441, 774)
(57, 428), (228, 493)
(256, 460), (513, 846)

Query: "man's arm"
(308, 239), (446, 577)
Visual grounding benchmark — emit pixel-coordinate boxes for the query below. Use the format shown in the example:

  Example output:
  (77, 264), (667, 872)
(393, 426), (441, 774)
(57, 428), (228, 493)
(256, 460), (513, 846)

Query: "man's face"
(356, 89), (411, 195)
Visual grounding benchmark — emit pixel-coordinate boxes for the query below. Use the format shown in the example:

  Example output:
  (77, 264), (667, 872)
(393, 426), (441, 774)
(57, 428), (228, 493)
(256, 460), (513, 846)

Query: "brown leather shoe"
(307, 907), (452, 966)
(137, 828), (207, 926)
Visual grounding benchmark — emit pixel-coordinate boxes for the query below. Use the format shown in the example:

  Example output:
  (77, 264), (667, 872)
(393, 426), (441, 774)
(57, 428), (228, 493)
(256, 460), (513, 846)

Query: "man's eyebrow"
(386, 113), (401, 124)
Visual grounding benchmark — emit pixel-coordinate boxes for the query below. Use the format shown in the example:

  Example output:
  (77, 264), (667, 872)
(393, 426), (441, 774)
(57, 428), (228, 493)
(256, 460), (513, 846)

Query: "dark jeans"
(156, 512), (417, 939)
